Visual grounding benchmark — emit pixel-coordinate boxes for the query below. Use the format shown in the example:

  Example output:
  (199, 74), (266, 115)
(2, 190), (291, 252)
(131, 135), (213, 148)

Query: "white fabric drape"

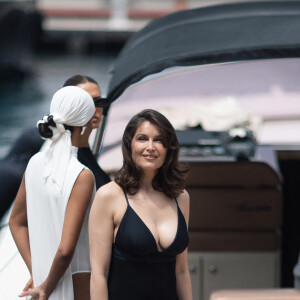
(25, 86), (96, 299)
(26, 149), (95, 300)
(38, 86), (95, 192)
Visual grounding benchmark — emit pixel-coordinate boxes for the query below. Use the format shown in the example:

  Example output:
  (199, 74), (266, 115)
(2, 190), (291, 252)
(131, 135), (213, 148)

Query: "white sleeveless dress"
(25, 147), (95, 300)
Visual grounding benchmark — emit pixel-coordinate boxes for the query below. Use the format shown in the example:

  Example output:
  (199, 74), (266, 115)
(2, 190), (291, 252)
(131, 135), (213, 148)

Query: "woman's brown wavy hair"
(114, 109), (188, 199)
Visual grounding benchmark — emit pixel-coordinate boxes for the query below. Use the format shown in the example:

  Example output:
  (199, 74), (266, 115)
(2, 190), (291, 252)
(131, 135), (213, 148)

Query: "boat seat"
(185, 160), (282, 251)
(210, 289), (300, 300)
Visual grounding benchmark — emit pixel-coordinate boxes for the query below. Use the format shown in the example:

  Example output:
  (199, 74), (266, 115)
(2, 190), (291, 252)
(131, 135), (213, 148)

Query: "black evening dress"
(108, 189), (189, 300)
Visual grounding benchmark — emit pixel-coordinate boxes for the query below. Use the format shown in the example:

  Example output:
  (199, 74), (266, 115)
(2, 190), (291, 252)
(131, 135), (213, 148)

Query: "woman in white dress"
(9, 86), (96, 300)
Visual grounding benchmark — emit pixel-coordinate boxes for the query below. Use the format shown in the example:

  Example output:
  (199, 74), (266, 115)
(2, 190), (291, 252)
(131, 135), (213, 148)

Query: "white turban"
(37, 86), (95, 191)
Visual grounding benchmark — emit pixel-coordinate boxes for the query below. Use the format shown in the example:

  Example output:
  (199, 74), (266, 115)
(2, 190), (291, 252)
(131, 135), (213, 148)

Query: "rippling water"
(0, 52), (117, 159)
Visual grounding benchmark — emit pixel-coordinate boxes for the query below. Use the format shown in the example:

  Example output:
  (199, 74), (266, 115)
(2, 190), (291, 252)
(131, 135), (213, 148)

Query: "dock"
(36, 0), (268, 50)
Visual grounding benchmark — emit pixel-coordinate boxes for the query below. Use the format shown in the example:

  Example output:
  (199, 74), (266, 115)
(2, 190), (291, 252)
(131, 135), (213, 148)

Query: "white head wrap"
(37, 86), (95, 191)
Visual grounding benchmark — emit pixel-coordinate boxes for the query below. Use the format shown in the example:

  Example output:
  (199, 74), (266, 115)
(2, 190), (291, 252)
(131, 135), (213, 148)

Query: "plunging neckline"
(127, 204), (179, 253)
(114, 200), (180, 253)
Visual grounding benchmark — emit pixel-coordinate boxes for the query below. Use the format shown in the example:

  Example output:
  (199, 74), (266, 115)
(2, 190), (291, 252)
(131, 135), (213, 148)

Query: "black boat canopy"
(107, 1), (300, 103)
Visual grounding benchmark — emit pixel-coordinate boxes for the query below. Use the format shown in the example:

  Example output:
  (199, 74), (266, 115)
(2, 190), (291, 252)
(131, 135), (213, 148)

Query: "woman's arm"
(176, 250), (193, 300)
(89, 184), (116, 300)
(176, 190), (193, 300)
(9, 173), (32, 275)
(19, 169), (94, 299)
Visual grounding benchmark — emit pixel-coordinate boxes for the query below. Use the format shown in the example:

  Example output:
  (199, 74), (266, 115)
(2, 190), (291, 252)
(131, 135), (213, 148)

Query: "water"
(0, 52), (117, 159)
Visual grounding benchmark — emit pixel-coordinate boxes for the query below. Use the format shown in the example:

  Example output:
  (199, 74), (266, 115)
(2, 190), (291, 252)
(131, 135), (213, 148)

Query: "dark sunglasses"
(93, 97), (110, 108)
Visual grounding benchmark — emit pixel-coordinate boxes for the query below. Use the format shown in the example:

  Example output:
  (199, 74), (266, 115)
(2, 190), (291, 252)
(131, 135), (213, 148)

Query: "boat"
(96, 1), (300, 298)
(2, 1), (300, 299)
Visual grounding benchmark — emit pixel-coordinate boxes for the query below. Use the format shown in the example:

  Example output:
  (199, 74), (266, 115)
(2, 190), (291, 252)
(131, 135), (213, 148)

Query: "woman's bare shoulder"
(74, 168), (94, 190)
(95, 181), (123, 202)
(177, 189), (190, 219)
(91, 181), (123, 216)
(177, 189), (189, 204)
(78, 168), (94, 181)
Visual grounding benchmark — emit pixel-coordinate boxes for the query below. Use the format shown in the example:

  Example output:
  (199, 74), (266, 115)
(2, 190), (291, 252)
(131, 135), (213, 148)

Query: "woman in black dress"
(89, 109), (192, 300)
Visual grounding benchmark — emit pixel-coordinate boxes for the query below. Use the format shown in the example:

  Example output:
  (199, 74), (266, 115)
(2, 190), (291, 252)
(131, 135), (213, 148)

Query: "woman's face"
(131, 121), (167, 173)
(77, 82), (102, 129)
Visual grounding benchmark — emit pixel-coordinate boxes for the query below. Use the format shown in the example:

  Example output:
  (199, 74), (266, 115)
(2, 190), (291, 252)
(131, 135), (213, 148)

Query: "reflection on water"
(0, 52), (117, 159)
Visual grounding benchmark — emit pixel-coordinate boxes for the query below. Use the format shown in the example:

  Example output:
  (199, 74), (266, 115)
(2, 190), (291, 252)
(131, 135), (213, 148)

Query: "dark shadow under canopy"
(107, 1), (300, 103)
